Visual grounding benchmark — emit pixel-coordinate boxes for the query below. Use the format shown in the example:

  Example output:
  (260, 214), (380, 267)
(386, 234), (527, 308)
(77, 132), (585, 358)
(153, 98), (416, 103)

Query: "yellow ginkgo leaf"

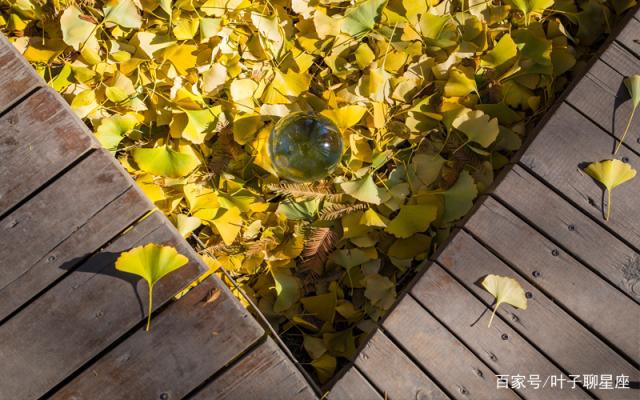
(211, 206), (242, 245)
(584, 159), (636, 221)
(320, 105), (367, 132)
(481, 274), (528, 328)
(115, 243), (189, 331)
(263, 69), (311, 104)
(132, 145), (201, 178)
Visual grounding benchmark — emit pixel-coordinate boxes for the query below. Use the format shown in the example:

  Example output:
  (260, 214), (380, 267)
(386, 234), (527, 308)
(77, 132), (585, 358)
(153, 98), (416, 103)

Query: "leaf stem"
(146, 284), (153, 332)
(487, 305), (498, 328)
(614, 106), (636, 155)
(605, 189), (611, 221)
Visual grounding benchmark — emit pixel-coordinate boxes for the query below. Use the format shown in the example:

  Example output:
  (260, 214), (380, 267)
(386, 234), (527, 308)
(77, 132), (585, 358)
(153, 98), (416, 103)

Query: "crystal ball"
(268, 112), (343, 182)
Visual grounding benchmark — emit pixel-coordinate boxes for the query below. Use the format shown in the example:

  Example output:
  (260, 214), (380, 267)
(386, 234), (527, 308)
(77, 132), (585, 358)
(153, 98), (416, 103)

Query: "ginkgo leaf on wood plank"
(584, 159), (636, 221)
(614, 75), (640, 155)
(385, 204), (438, 238)
(115, 243), (189, 331)
(481, 274), (528, 328)
(133, 145), (200, 178)
(341, 0), (387, 36)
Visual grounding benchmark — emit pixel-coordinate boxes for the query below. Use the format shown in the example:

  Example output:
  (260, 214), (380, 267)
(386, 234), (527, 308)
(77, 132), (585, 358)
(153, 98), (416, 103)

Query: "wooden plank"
(411, 263), (590, 400)
(615, 17), (640, 58)
(0, 150), (150, 321)
(0, 34), (41, 112)
(0, 212), (208, 400)
(355, 330), (449, 400)
(384, 296), (520, 400)
(465, 199), (640, 362)
(519, 103), (640, 249)
(437, 229), (640, 398)
(492, 165), (640, 302)
(601, 41), (640, 78)
(53, 277), (265, 400)
(328, 368), (382, 400)
(565, 59), (640, 154)
(0, 88), (95, 216)
(191, 338), (317, 400)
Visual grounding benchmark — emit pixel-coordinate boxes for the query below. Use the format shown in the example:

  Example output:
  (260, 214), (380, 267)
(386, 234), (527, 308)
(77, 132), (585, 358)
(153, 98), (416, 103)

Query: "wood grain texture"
(615, 17), (640, 58)
(53, 277), (264, 400)
(0, 212), (208, 400)
(601, 41), (640, 78)
(384, 296), (520, 400)
(0, 88), (95, 215)
(437, 229), (640, 398)
(492, 165), (640, 301)
(355, 330), (449, 400)
(519, 103), (640, 249)
(191, 337), (317, 400)
(328, 368), (382, 400)
(0, 151), (151, 321)
(411, 263), (590, 400)
(0, 34), (41, 112)
(565, 59), (640, 154)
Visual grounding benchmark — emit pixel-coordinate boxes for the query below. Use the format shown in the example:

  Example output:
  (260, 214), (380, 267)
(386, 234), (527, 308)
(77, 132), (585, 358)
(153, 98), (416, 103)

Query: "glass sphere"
(268, 112), (343, 182)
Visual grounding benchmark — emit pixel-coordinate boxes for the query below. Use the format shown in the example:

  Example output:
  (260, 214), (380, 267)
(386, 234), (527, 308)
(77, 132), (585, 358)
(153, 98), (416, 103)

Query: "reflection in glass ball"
(268, 112), (343, 182)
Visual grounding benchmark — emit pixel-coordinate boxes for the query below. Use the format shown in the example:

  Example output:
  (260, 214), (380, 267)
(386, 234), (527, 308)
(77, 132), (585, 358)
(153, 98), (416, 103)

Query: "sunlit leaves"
(340, 175), (386, 204)
(132, 145), (200, 178)
(481, 274), (528, 328)
(584, 159), (636, 221)
(386, 204), (438, 238)
(60, 6), (95, 51)
(103, 0), (142, 29)
(116, 243), (189, 331)
(341, 0), (386, 36)
(510, 0), (554, 25)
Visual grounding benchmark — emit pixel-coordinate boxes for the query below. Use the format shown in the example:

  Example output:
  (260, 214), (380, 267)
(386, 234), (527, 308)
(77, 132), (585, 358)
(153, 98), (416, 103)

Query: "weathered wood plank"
(566, 59), (640, 154)
(601, 41), (640, 78)
(0, 150), (151, 321)
(0, 212), (207, 400)
(438, 229), (640, 397)
(0, 34), (41, 112)
(615, 16), (640, 58)
(411, 263), (590, 400)
(519, 103), (640, 249)
(328, 368), (382, 400)
(465, 198), (640, 362)
(355, 330), (450, 400)
(53, 277), (264, 400)
(191, 337), (317, 400)
(492, 165), (640, 301)
(384, 296), (520, 400)
(0, 89), (95, 216)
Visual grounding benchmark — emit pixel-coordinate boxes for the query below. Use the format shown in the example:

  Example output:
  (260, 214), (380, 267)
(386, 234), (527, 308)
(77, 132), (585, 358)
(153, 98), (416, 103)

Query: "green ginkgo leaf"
(481, 34), (518, 70)
(614, 75), (640, 155)
(103, 0), (142, 29)
(133, 145), (200, 178)
(341, 0), (386, 36)
(442, 170), (478, 222)
(510, 0), (554, 25)
(115, 243), (189, 331)
(95, 114), (139, 152)
(385, 204), (438, 238)
(584, 159), (636, 221)
(481, 274), (528, 328)
(340, 174), (387, 204)
(272, 267), (301, 312)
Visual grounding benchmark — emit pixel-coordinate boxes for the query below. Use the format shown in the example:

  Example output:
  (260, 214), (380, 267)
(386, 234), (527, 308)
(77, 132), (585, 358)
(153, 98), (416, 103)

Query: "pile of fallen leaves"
(1, 0), (633, 383)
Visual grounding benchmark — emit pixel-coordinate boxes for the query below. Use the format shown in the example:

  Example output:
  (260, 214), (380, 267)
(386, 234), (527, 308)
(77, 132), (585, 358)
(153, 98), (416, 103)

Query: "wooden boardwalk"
(2, 7), (640, 400)
(0, 34), (316, 400)
(330, 8), (640, 400)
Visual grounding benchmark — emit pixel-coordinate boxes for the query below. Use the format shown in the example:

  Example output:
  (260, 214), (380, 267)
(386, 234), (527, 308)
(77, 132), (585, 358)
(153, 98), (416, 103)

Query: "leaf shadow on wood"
(470, 276), (492, 327)
(58, 251), (145, 318)
(612, 80), (631, 153)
